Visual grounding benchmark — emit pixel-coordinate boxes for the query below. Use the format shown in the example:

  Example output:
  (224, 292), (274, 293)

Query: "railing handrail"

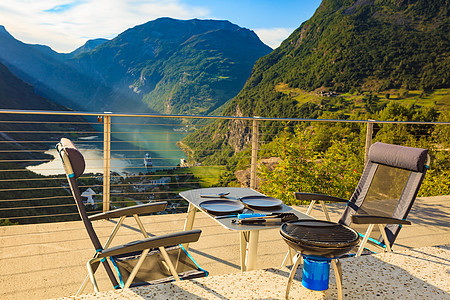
(0, 109), (449, 125)
(1, 108), (448, 222)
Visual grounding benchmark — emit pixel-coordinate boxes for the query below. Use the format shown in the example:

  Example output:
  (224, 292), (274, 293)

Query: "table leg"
(240, 231), (248, 272)
(246, 230), (259, 271)
(239, 230), (260, 272)
(182, 203), (197, 251)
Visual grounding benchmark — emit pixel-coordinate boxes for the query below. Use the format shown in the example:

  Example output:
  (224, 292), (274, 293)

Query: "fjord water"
(110, 122), (189, 173)
(27, 122), (189, 176)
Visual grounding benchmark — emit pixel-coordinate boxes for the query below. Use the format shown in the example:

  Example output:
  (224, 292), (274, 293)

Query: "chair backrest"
(57, 138), (101, 247)
(57, 138), (120, 287)
(338, 142), (429, 247)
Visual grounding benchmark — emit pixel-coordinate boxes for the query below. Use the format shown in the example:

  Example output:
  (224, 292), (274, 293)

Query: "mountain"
(70, 18), (272, 115)
(0, 62), (92, 162)
(69, 38), (109, 57)
(0, 18), (272, 114)
(0, 25), (120, 111)
(223, 0), (449, 119)
(182, 0), (449, 162)
(0, 61), (63, 110)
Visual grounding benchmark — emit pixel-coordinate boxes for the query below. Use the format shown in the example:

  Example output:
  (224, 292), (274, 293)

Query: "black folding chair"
(282, 142), (429, 300)
(56, 138), (207, 294)
(291, 142), (430, 257)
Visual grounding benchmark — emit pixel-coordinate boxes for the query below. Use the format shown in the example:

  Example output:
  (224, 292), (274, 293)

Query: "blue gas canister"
(301, 256), (331, 291)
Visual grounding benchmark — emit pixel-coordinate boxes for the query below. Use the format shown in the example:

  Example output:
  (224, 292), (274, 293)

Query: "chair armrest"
(294, 192), (348, 203)
(98, 229), (202, 258)
(89, 202), (167, 221)
(351, 215), (411, 225)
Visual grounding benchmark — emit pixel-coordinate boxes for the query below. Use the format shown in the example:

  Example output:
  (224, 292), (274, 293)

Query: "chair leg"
(285, 253), (302, 300)
(87, 258), (101, 293)
(124, 249), (150, 288)
(306, 200), (331, 221)
(132, 215), (185, 281)
(378, 224), (392, 252)
(85, 258), (117, 293)
(133, 214), (149, 238)
(77, 274), (92, 296)
(306, 200), (316, 215)
(159, 246), (181, 281)
(356, 224), (375, 257)
(320, 201), (331, 221)
(132, 215), (184, 281)
(78, 259), (102, 295)
(331, 259), (343, 300)
(104, 216), (126, 249)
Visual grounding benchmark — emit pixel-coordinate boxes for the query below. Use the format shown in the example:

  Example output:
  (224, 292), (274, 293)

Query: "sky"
(0, 0), (322, 53)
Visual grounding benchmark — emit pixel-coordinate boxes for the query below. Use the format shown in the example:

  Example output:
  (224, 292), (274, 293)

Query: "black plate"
(199, 199), (245, 215)
(240, 195), (282, 209)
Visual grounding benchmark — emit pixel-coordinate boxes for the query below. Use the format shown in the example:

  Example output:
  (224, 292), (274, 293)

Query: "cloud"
(254, 27), (294, 49)
(0, 1), (295, 52)
(43, 1), (85, 13)
(0, 0), (210, 53)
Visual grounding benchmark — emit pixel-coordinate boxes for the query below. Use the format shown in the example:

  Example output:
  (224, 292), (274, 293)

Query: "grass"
(401, 89), (449, 110)
(169, 165), (225, 188)
(275, 83), (321, 105)
(188, 166), (225, 188)
(275, 83), (450, 112)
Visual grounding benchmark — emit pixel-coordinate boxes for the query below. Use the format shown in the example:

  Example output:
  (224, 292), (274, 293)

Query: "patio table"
(179, 187), (313, 272)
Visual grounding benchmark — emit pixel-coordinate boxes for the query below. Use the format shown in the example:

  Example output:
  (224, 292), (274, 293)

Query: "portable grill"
(281, 220), (359, 299)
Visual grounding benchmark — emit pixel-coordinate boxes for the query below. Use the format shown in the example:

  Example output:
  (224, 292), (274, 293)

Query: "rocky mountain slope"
(0, 18), (272, 114)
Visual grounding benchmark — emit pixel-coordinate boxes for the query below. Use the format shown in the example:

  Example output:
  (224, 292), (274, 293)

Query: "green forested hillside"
(182, 0), (450, 198)
(184, 0), (449, 156)
(224, 0), (449, 119)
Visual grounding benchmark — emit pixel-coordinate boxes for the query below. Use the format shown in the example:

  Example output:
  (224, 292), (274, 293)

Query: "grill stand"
(331, 259), (343, 300)
(285, 253), (343, 300)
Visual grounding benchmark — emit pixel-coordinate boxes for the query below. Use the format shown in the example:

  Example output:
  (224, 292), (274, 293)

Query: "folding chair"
(285, 142), (429, 261)
(56, 138), (207, 294)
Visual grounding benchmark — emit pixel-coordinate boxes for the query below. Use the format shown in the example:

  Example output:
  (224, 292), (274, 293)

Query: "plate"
(199, 199), (245, 215)
(240, 195), (282, 209)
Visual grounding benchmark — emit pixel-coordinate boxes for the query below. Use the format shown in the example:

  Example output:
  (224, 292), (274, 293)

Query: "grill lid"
(281, 220), (359, 248)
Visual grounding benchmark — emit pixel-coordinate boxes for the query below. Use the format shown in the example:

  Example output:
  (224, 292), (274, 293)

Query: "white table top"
(179, 187), (313, 231)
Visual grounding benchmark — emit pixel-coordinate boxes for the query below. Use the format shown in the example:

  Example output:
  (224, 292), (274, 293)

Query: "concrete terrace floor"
(1, 195), (449, 300)
(56, 245), (450, 300)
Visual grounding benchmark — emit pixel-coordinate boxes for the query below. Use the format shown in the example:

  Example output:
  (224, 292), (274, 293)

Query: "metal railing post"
(250, 117), (260, 189)
(365, 120), (374, 164)
(103, 114), (111, 212)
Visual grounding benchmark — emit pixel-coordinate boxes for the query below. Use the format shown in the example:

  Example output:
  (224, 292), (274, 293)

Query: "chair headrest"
(59, 138), (85, 178)
(368, 142), (428, 172)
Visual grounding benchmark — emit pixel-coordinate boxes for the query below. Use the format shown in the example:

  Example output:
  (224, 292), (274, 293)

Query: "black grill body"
(280, 220), (359, 258)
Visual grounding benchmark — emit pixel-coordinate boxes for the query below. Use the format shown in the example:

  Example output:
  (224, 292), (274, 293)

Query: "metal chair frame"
(57, 138), (205, 294)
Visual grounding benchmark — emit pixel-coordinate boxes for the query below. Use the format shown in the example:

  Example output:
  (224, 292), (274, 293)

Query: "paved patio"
(56, 244), (450, 299)
(1, 195), (449, 299)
